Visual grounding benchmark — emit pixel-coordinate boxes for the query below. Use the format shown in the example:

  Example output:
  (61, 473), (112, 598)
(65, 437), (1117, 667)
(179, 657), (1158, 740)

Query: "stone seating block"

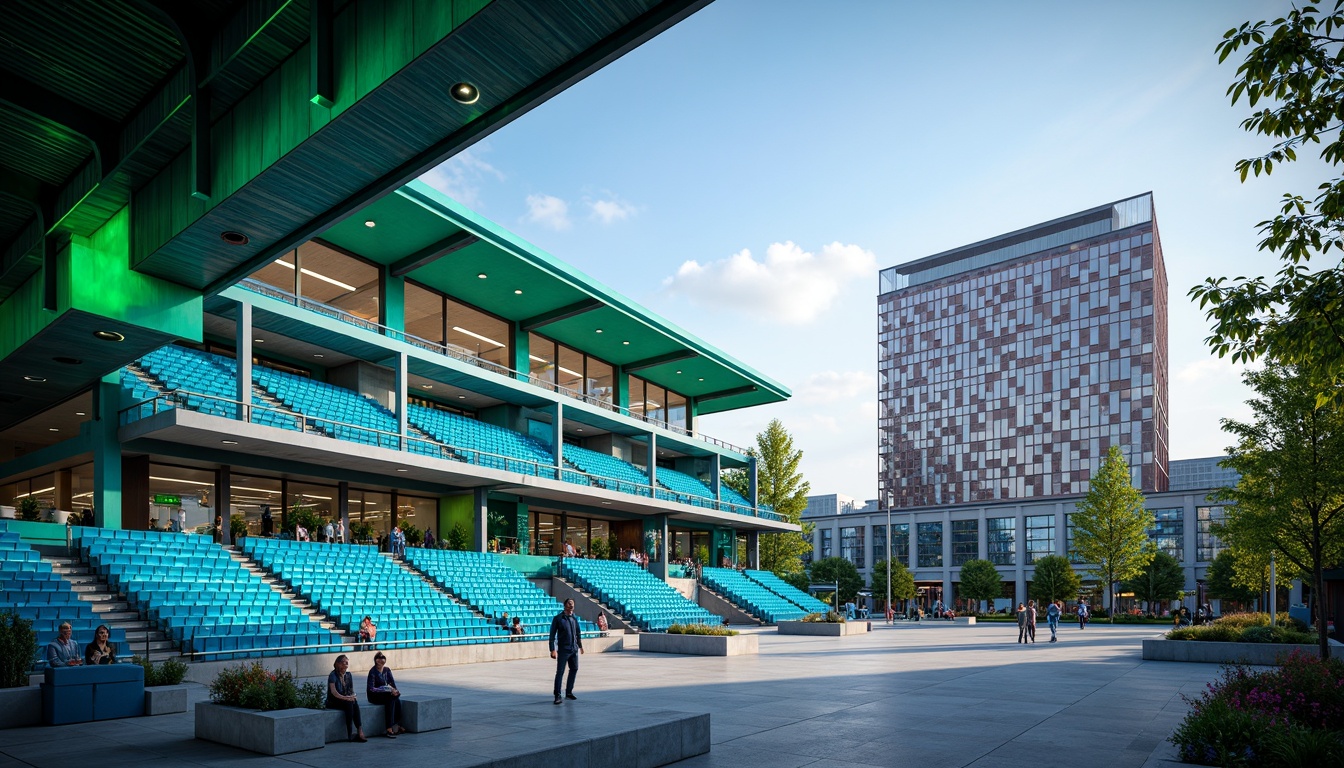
(144, 684), (189, 715)
(322, 703), (385, 743)
(401, 695), (452, 733)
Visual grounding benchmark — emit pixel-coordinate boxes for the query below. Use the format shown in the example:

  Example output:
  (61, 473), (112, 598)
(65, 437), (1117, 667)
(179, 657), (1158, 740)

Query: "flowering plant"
(208, 661), (326, 711)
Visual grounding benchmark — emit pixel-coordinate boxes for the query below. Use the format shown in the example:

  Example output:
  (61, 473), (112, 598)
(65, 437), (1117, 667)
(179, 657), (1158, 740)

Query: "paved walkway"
(0, 622), (1214, 767)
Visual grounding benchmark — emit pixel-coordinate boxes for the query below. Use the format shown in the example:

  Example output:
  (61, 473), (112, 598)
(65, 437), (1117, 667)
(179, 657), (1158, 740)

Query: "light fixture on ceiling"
(477, 273), (487, 279)
(698, 377), (705, 381)
(53, 356), (82, 365)
(75, 412), (86, 416)
(23, 375), (45, 382)
(421, 384), (433, 390)
(514, 289), (522, 295)
(451, 326), (505, 348)
(594, 329), (602, 334)
(457, 395), (466, 400)
(220, 231), (249, 246)
(622, 341), (630, 345)
(601, 501), (612, 505)
(48, 427), (59, 432)
(275, 259), (358, 292)
(93, 330), (124, 342)
(364, 220), (376, 228)
(313, 354), (324, 359)
(254, 338), (264, 343)
(396, 468), (408, 472)
(450, 82), (480, 105)
(675, 370), (682, 375)
(222, 440), (238, 445)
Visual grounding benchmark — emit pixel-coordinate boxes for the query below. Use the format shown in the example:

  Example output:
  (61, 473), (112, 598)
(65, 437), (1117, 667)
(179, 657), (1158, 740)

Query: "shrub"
(1167, 623), (1317, 644)
(16, 497), (40, 522)
(350, 521), (375, 544)
(285, 507), (322, 537)
(230, 513), (248, 540)
(801, 611), (846, 623)
(666, 623), (738, 636)
(1214, 612), (1309, 633)
(447, 523), (470, 551)
(1170, 651), (1344, 764)
(589, 535), (609, 560)
(0, 611), (37, 688)
(130, 656), (188, 687)
(209, 661), (325, 711)
(398, 519), (422, 546)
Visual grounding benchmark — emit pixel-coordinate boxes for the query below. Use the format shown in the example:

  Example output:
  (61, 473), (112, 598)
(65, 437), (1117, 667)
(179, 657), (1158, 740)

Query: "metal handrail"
(237, 279), (751, 455)
(118, 391), (775, 520)
(182, 630), (609, 662)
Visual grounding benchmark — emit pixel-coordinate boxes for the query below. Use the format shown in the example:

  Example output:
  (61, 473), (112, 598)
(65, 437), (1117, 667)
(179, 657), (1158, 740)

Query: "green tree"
(808, 557), (864, 605)
(1214, 364), (1344, 658)
(956, 559), (1003, 613)
(446, 522), (470, 551)
(1030, 555), (1083, 606)
(1070, 445), (1155, 616)
(870, 559), (916, 611)
(1121, 551), (1185, 615)
(723, 419), (812, 576)
(1206, 550), (1260, 607)
(1191, 3), (1344, 400)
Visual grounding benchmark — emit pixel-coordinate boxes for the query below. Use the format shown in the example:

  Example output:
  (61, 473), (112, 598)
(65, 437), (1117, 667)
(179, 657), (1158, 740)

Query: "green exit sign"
(153, 494), (181, 506)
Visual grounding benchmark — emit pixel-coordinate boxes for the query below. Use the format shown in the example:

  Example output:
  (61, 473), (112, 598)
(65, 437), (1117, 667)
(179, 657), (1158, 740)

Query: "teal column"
(92, 377), (122, 529)
(643, 515), (668, 580)
(512, 322), (529, 381)
(384, 271), (405, 333)
(614, 367), (628, 410)
(472, 487), (489, 553)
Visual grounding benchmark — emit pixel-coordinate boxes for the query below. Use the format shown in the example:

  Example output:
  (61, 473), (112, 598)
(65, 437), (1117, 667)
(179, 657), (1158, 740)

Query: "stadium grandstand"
(0, 0), (800, 674)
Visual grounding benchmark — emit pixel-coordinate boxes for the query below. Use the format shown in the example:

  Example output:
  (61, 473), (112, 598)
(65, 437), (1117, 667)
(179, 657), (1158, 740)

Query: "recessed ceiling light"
(421, 384), (433, 390)
(254, 338), (264, 343)
(595, 329), (603, 334)
(514, 289), (523, 295)
(698, 378), (705, 382)
(75, 412), (86, 416)
(622, 341), (630, 345)
(477, 273), (487, 279)
(364, 220), (376, 228)
(220, 231), (249, 246)
(450, 82), (480, 105)
(313, 354), (324, 359)
(457, 395), (466, 399)
(675, 370), (682, 374)
(601, 501), (612, 505)
(48, 427), (59, 432)
(53, 356), (82, 365)
(23, 375), (45, 382)
(577, 428), (584, 433)
(93, 330), (124, 342)
(396, 468), (408, 472)
(222, 440), (238, 445)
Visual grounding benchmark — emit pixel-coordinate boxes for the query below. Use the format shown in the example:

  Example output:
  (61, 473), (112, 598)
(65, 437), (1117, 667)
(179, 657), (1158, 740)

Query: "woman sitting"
(509, 617), (525, 642)
(358, 616), (377, 644)
(327, 655), (366, 743)
(84, 624), (117, 665)
(366, 652), (405, 738)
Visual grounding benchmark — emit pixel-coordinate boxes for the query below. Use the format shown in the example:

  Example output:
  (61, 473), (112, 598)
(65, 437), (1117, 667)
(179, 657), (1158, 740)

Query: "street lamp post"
(886, 505), (892, 622)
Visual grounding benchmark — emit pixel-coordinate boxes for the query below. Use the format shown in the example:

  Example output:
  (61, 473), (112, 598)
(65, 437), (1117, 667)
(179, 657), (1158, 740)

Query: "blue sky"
(420, 0), (1324, 502)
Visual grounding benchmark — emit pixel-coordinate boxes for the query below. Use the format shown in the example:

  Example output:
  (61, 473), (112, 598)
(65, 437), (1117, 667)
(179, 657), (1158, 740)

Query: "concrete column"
(92, 378), (122, 529)
(941, 510), (953, 608)
(395, 351), (408, 451)
(908, 516), (919, 573)
(472, 487), (489, 553)
(749, 456), (759, 508)
(863, 523), (874, 572)
(552, 403), (563, 479)
(710, 454), (721, 502)
(977, 507), (987, 561)
(217, 466), (232, 546)
(54, 469), (72, 513)
(338, 481), (350, 541)
(1183, 496), (1197, 566)
(1290, 580), (1304, 607)
(747, 530), (759, 569)
(1015, 570), (1027, 606)
(236, 301), (252, 423)
(647, 433), (657, 491)
(1055, 501), (1068, 558)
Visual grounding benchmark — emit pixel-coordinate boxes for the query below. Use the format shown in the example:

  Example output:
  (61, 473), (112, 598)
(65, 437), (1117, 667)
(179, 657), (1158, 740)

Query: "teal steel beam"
(389, 231), (478, 277)
(520, 299), (603, 332)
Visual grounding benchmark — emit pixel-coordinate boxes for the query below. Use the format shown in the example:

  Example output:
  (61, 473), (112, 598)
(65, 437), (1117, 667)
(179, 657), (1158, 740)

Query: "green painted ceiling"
(321, 182), (789, 413)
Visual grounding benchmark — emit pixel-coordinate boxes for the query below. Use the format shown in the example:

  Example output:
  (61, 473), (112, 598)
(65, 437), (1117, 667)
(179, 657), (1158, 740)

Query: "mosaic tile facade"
(878, 195), (1168, 509)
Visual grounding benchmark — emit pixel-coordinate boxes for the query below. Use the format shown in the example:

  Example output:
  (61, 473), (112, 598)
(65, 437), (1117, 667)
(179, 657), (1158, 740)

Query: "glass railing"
(119, 389), (776, 520)
(238, 279), (750, 455)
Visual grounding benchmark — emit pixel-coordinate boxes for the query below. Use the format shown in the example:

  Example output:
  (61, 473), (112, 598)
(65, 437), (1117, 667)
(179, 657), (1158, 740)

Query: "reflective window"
(666, 391), (687, 430)
(565, 517), (589, 556)
(351, 488), (391, 538)
(587, 358), (614, 405)
(529, 333), (556, 385)
(534, 512), (559, 556)
(557, 345), (585, 394)
(873, 524), (887, 564)
(987, 517), (1015, 566)
(1066, 514), (1084, 564)
(397, 494), (435, 538)
(917, 522), (942, 568)
(230, 473), (282, 537)
(287, 480), (336, 530)
(891, 523), (909, 567)
(1149, 508), (1184, 561)
(1025, 515), (1055, 564)
(1196, 506), (1224, 563)
(447, 297), (510, 368)
(819, 529), (833, 559)
(951, 519), (977, 565)
(841, 526), (865, 569)
(296, 241), (381, 321)
(405, 281), (444, 345)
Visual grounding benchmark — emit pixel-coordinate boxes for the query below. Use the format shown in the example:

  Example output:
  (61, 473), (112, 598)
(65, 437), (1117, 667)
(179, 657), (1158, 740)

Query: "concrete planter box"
(952, 616), (976, 625)
(1142, 638), (1314, 665)
(0, 686), (41, 729)
(144, 684), (189, 715)
(777, 620), (870, 636)
(639, 632), (758, 656)
(194, 702), (326, 755)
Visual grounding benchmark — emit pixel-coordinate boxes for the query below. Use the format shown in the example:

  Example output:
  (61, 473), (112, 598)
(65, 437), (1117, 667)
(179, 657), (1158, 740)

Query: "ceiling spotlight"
(698, 377), (705, 382)
(220, 231), (249, 246)
(622, 341), (630, 345)
(396, 468), (408, 472)
(514, 289), (523, 295)
(477, 273), (487, 279)
(52, 356), (82, 365)
(48, 427), (59, 432)
(313, 354), (324, 359)
(254, 338), (264, 343)
(23, 375), (45, 382)
(595, 329), (603, 334)
(675, 370), (682, 375)
(450, 82), (480, 105)
(222, 440), (238, 445)
(421, 384), (433, 390)
(364, 220), (376, 228)
(93, 330), (125, 342)
(457, 395), (466, 399)
(75, 412), (86, 416)
(577, 428), (584, 433)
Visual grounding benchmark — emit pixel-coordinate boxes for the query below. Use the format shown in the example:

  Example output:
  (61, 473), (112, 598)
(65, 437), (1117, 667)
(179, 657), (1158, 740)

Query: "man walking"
(1016, 603), (1028, 644)
(1027, 600), (1038, 643)
(549, 598), (583, 705)
(1077, 599), (1090, 630)
(1047, 599), (1061, 642)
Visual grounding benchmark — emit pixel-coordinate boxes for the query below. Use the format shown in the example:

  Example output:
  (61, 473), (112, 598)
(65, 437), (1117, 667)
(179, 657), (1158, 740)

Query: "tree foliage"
(1191, 3), (1344, 401)
(1214, 363), (1344, 658)
(724, 419), (813, 575)
(870, 559), (916, 609)
(956, 559), (1003, 610)
(808, 557), (865, 605)
(1206, 550), (1260, 606)
(1030, 555), (1083, 606)
(1122, 551), (1186, 613)
(1070, 445), (1155, 614)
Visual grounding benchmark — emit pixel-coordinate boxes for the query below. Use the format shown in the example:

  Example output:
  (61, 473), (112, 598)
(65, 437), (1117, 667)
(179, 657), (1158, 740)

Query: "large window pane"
(819, 529), (833, 559)
(1149, 508), (1184, 562)
(405, 282), (444, 345)
(587, 358), (614, 405)
(987, 517), (1015, 566)
(557, 345), (584, 393)
(297, 242), (381, 321)
(646, 383), (666, 423)
(534, 512), (559, 556)
(351, 489), (391, 540)
(288, 480), (337, 535)
(448, 298), (510, 367)
(251, 253), (297, 294)
(1196, 506), (1224, 563)
(873, 524), (887, 564)
(891, 523), (909, 567)
(667, 391), (687, 429)
(529, 333), (556, 385)
(917, 522), (942, 567)
(626, 376), (645, 417)
(1025, 515), (1055, 564)
(565, 517), (589, 556)
(230, 474), (283, 537)
(951, 519), (977, 565)
(841, 526), (865, 569)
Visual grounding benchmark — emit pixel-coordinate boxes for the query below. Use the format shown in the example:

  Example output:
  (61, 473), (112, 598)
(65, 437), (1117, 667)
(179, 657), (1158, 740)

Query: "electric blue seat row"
(559, 558), (717, 632)
(701, 567), (806, 623)
(0, 524), (116, 667)
(744, 569), (830, 613)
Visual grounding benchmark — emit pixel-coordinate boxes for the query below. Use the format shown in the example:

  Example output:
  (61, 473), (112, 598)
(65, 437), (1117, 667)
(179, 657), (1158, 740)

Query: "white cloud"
(417, 148), (504, 208)
(797, 370), (874, 403)
(1173, 355), (1246, 384)
(589, 197), (638, 224)
(662, 241), (877, 325)
(524, 194), (571, 230)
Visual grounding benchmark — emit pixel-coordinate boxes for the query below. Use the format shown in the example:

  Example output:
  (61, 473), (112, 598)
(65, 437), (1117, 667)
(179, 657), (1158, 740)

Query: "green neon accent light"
(153, 494), (182, 506)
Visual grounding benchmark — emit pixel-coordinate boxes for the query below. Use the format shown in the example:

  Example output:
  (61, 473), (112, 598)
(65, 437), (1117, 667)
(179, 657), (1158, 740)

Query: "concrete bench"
(43, 664), (144, 725)
(321, 695), (451, 741)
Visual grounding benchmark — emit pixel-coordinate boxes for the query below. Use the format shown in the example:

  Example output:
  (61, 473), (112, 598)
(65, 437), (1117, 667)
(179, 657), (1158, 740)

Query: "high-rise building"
(877, 193), (1168, 509)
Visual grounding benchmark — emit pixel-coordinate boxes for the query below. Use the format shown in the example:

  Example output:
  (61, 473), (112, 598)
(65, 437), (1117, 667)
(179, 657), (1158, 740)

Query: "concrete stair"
(552, 575), (638, 633)
(389, 553), (500, 625)
(45, 555), (182, 659)
(225, 545), (354, 641)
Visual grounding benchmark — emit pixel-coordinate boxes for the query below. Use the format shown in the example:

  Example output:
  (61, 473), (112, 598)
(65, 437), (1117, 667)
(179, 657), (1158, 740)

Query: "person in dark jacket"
(366, 652), (404, 738)
(1016, 603), (1028, 644)
(549, 598), (584, 705)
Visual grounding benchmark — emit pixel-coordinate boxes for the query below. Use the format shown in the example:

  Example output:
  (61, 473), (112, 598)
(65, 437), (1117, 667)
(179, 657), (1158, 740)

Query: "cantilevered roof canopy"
(320, 182), (790, 414)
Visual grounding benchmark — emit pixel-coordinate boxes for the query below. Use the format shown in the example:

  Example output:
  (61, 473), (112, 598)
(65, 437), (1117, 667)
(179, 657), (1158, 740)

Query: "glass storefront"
(1025, 515), (1055, 564)
(917, 522), (942, 567)
(987, 517), (1015, 565)
(951, 519), (977, 566)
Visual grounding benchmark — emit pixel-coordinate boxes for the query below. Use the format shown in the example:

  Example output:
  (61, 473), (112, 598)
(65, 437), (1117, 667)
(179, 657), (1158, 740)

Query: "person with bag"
(366, 652), (405, 738)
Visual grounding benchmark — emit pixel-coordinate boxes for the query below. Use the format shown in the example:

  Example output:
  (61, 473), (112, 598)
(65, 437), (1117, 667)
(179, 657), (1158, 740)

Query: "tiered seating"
(701, 567), (806, 623)
(744, 569), (830, 613)
(0, 523), (124, 666)
(559, 558), (716, 632)
(253, 366), (417, 452)
(242, 538), (507, 646)
(404, 548), (599, 638)
(77, 527), (338, 660)
(562, 444), (652, 496)
(127, 345), (302, 431)
(409, 404), (565, 475)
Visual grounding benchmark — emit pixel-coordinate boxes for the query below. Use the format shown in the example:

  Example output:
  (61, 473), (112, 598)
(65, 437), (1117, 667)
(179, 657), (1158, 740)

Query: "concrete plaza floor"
(0, 622), (1215, 767)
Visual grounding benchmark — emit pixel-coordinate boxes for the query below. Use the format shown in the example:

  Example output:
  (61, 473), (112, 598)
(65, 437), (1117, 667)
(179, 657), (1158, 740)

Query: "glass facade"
(841, 526), (865, 568)
(878, 194), (1168, 509)
(987, 516), (1015, 566)
(1149, 508), (1184, 561)
(529, 333), (618, 407)
(625, 374), (688, 430)
(951, 519), (977, 566)
(1066, 513), (1083, 564)
(1025, 514), (1054, 564)
(917, 522), (942, 568)
(891, 523), (909, 567)
(872, 524), (886, 564)
(1196, 506), (1225, 563)
(819, 529), (833, 559)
